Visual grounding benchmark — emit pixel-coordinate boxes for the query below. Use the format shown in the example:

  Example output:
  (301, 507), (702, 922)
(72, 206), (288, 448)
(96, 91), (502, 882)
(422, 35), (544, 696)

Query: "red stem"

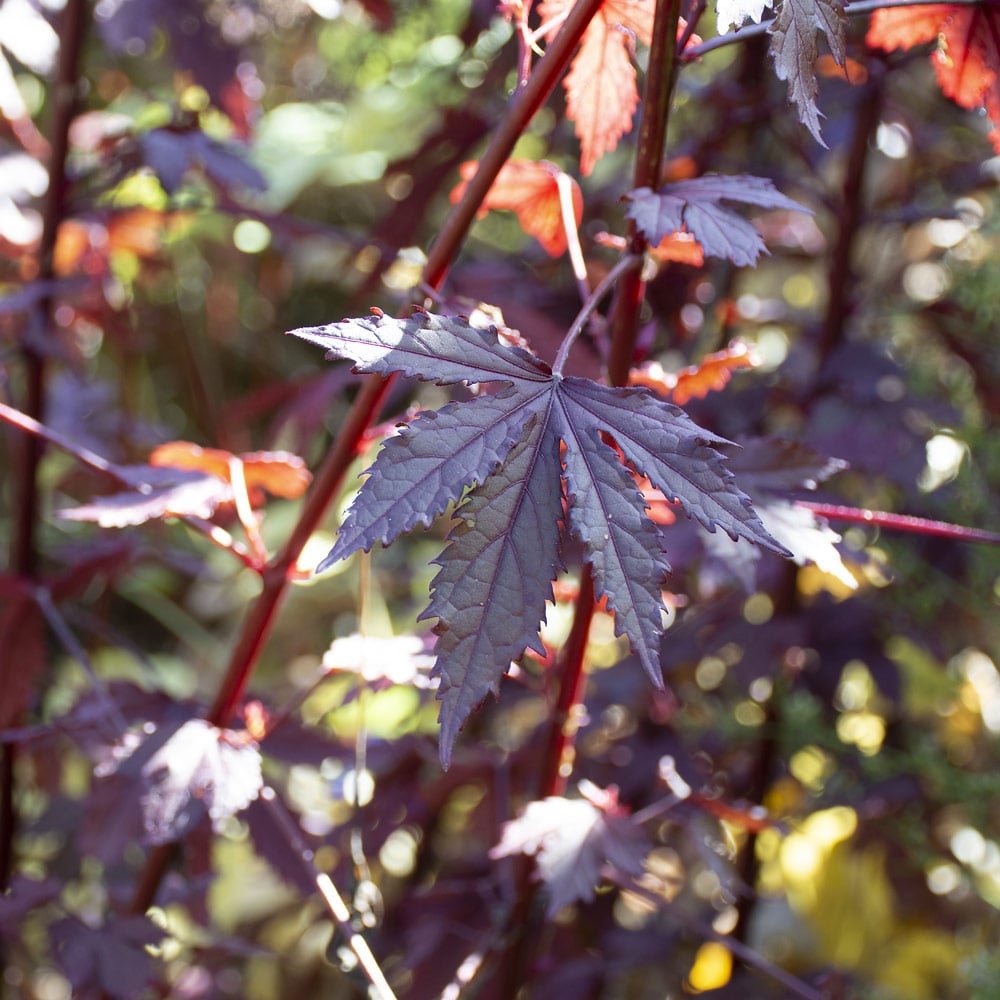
(606, 0), (683, 386)
(796, 501), (1000, 545)
(539, 569), (595, 798)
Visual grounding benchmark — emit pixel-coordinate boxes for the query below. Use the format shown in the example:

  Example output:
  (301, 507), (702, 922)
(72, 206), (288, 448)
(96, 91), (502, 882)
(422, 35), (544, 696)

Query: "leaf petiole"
(553, 253), (643, 376)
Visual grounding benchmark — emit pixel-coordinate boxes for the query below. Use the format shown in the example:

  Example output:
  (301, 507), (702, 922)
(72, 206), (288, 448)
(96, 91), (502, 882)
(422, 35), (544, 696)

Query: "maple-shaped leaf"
(625, 175), (809, 268)
(538, 0), (655, 175)
(490, 780), (649, 916)
(451, 159), (583, 257)
(768, 0), (847, 144)
(867, 4), (1000, 153)
(289, 309), (788, 765)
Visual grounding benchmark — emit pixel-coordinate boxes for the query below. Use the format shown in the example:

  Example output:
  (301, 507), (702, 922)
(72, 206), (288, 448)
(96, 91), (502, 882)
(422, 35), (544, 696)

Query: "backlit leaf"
(450, 158), (583, 257)
(867, 4), (1000, 153)
(150, 441), (311, 499)
(625, 174), (810, 267)
(291, 310), (788, 764)
(538, 0), (655, 175)
(490, 780), (649, 916)
(97, 717), (263, 844)
(630, 342), (758, 405)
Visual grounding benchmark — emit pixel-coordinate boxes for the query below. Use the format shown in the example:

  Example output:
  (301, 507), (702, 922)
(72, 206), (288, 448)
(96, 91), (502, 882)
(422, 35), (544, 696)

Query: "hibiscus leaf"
(867, 4), (1000, 154)
(490, 781), (649, 917)
(451, 158), (583, 257)
(625, 175), (810, 267)
(556, 401), (672, 685)
(768, 0), (847, 144)
(422, 419), (565, 766)
(292, 308), (788, 764)
(323, 387), (549, 568)
(538, 0), (655, 176)
(288, 309), (552, 386)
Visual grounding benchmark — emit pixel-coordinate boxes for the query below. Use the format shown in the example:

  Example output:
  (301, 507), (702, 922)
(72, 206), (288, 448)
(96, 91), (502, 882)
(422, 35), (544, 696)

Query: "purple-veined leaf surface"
(290, 310), (788, 766)
(625, 175), (810, 267)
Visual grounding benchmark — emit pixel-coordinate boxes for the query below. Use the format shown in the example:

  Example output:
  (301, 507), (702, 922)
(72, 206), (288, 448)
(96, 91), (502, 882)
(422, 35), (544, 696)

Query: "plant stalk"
(2, 0), (88, 893)
(606, 0), (683, 387)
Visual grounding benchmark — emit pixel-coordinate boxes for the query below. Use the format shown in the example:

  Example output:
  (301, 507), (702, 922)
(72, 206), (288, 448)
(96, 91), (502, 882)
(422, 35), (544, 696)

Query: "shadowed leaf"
(625, 175), (809, 267)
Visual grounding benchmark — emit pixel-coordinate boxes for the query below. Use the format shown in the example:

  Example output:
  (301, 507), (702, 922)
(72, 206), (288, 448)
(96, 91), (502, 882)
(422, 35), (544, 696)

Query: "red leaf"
(596, 229), (705, 266)
(450, 158), (582, 257)
(539, 0), (655, 175)
(868, 4), (1000, 152)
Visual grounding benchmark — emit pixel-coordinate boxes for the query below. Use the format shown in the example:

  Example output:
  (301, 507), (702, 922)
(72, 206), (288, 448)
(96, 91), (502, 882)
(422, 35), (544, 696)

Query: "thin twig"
(796, 501), (1000, 545)
(553, 254), (642, 376)
(32, 588), (128, 735)
(259, 787), (398, 1000)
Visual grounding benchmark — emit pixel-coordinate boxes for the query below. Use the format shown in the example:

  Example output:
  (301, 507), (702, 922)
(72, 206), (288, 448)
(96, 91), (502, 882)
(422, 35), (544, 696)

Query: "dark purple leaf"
(294, 309), (788, 764)
(556, 407), (672, 686)
(490, 781), (649, 916)
(141, 128), (266, 195)
(727, 437), (848, 493)
(322, 388), (550, 568)
(50, 914), (162, 999)
(0, 877), (61, 935)
(288, 309), (552, 387)
(95, 0), (242, 119)
(422, 423), (565, 765)
(625, 175), (809, 267)
(768, 0), (847, 145)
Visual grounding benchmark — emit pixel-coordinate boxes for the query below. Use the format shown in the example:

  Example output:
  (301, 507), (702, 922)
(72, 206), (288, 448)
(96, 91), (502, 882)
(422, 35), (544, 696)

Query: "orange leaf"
(629, 342), (757, 405)
(868, 4), (1000, 152)
(150, 441), (311, 502)
(866, 5), (951, 52)
(539, 0), (655, 175)
(595, 229), (704, 266)
(450, 158), (582, 257)
(649, 231), (704, 266)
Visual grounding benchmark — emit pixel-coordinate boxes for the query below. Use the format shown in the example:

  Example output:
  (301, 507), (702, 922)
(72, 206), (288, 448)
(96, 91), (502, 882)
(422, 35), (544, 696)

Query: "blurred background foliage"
(1, 0), (1000, 997)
